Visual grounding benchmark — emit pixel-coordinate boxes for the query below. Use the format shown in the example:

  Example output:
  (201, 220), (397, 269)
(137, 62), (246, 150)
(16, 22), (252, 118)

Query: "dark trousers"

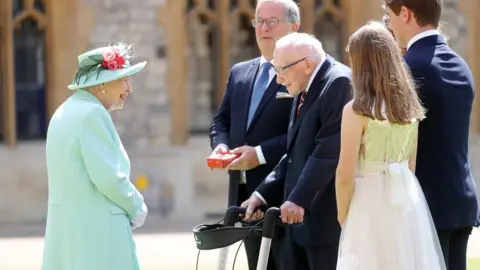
(279, 227), (338, 270)
(437, 227), (472, 270)
(238, 184), (281, 270)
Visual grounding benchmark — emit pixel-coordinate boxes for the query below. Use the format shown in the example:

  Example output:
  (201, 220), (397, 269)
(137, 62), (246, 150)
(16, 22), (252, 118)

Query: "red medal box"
(207, 153), (241, 169)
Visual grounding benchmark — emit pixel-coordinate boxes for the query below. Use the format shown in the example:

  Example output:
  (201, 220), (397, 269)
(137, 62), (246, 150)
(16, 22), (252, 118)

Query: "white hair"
(275, 32), (325, 60)
(256, 0), (301, 23)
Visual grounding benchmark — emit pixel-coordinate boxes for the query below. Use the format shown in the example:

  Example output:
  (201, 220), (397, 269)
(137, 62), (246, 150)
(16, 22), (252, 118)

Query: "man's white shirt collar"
(259, 55), (275, 85)
(260, 55), (270, 66)
(407, 29), (440, 50)
(305, 58), (325, 93)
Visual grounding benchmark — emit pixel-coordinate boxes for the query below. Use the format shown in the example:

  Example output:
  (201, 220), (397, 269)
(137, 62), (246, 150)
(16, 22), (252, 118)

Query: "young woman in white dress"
(335, 21), (446, 270)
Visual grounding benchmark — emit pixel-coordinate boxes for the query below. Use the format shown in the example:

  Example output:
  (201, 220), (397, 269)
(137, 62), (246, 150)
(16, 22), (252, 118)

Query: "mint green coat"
(42, 90), (147, 270)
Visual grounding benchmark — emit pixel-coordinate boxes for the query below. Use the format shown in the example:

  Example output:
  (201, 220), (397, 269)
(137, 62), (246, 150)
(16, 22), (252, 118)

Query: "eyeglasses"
(273, 57), (307, 74)
(251, 17), (286, 28)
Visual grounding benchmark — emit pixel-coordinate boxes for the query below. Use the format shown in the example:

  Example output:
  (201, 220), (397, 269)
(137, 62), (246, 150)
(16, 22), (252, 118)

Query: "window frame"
(0, 0), (79, 146)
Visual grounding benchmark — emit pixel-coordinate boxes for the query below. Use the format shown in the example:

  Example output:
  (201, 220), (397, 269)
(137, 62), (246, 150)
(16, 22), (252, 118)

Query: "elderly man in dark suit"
(384, 0), (480, 269)
(209, 1), (301, 269)
(243, 32), (352, 270)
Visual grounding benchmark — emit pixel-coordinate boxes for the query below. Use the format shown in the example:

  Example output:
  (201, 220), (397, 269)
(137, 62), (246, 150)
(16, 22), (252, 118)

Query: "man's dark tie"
(296, 91), (306, 117)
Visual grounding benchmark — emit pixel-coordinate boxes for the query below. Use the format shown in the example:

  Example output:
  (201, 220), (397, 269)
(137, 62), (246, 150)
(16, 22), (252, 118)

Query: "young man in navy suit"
(385, 0), (480, 269)
(244, 32), (352, 270)
(209, 0), (300, 269)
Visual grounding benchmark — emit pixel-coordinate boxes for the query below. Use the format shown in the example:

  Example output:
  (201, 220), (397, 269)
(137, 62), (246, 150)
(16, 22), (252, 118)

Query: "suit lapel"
(287, 94), (299, 145)
(247, 77), (281, 132)
(237, 59), (260, 142)
(287, 56), (335, 149)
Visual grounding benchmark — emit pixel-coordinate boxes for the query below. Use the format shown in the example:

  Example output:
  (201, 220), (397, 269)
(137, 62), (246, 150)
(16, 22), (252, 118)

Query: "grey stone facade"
(80, 0), (221, 221)
(84, 0), (171, 148)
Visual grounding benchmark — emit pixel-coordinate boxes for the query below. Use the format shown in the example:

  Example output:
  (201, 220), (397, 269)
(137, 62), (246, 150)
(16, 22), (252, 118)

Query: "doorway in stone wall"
(184, 0), (347, 134)
(186, 0), (258, 134)
(0, 0), (49, 144)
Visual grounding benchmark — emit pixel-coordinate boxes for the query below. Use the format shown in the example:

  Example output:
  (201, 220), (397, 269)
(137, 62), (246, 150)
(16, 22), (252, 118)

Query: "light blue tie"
(247, 62), (272, 128)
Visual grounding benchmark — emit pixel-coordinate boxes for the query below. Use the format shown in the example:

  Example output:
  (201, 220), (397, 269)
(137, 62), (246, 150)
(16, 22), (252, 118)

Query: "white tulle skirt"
(337, 161), (446, 270)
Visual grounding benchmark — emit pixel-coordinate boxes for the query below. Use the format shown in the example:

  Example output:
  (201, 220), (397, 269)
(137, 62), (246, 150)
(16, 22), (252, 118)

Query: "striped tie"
(296, 91), (306, 116)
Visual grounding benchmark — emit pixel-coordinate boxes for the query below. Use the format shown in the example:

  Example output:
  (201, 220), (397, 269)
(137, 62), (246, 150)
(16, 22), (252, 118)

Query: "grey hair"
(275, 32), (325, 61)
(256, 0), (301, 23)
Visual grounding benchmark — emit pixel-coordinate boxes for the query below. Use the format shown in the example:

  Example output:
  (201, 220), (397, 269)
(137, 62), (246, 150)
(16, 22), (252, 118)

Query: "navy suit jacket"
(209, 57), (293, 207)
(404, 35), (480, 229)
(256, 56), (352, 246)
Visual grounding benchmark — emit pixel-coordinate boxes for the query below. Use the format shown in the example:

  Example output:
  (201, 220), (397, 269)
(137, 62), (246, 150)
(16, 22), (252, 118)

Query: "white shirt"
(304, 58), (325, 93)
(407, 29), (440, 50)
(254, 58), (326, 203)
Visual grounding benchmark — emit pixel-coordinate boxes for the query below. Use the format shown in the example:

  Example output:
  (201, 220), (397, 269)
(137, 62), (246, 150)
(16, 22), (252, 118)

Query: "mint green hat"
(68, 42), (147, 90)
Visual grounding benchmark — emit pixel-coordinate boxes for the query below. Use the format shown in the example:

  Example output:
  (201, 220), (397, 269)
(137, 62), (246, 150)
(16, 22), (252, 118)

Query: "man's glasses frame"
(251, 17), (286, 28)
(273, 57), (307, 74)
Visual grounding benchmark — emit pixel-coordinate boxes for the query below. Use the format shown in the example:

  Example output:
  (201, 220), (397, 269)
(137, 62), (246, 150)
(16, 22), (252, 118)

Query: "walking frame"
(193, 206), (283, 270)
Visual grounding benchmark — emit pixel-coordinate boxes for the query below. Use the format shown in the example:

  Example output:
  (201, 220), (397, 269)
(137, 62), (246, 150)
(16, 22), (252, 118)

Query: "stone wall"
(84, 0), (171, 148)
(0, 137), (229, 227)
(76, 0), (228, 220)
(0, 0), (228, 227)
(0, 143), (48, 226)
(0, 0), (479, 229)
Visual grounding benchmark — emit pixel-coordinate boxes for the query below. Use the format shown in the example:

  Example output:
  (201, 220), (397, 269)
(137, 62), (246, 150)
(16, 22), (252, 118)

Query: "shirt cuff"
(253, 191), (267, 205)
(255, 146), (266, 164)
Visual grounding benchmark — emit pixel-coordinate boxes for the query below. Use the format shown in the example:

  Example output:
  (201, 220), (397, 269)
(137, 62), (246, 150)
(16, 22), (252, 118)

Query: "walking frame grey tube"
(256, 237), (272, 270)
(256, 207), (282, 270)
(217, 247), (229, 270)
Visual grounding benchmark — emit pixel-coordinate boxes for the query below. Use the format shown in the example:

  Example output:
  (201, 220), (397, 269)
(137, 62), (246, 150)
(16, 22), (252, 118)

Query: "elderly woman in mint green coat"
(42, 42), (148, 270)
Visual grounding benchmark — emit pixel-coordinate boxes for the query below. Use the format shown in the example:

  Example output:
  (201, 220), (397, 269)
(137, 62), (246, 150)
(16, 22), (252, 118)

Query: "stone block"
(0, 143), (48, 226)
(128, 147), (203, 220)
(83, 0), (170, 148)
(0, 137), (231, 228)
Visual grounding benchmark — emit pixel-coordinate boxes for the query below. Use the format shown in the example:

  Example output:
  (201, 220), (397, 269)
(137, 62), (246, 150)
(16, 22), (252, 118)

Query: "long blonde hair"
(346, 21), (425, 124)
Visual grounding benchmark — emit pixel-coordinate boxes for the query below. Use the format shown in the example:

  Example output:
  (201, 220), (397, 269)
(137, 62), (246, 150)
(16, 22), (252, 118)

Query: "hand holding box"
(206, 153), (241, 169)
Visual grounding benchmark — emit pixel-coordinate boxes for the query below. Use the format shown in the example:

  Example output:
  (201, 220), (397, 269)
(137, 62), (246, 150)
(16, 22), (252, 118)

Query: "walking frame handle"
(261, 207), (282, 239)
(224, 206), (248, 226)
(224, 205), (269, 226)
(217, 205), (267, 270)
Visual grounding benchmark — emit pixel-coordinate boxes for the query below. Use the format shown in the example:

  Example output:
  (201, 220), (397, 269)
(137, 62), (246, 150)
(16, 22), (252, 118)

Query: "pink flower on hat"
(102, 47), (125, 71)
(107, 61), (119, 70)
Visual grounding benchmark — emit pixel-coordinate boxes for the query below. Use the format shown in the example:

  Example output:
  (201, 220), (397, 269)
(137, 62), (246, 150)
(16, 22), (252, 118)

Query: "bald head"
(272, 33), (326, 96)
(274, 32), (326, 64)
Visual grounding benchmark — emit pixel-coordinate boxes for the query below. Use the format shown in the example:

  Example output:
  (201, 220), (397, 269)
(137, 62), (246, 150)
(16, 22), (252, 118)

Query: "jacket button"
(288, 158), (292, 163)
